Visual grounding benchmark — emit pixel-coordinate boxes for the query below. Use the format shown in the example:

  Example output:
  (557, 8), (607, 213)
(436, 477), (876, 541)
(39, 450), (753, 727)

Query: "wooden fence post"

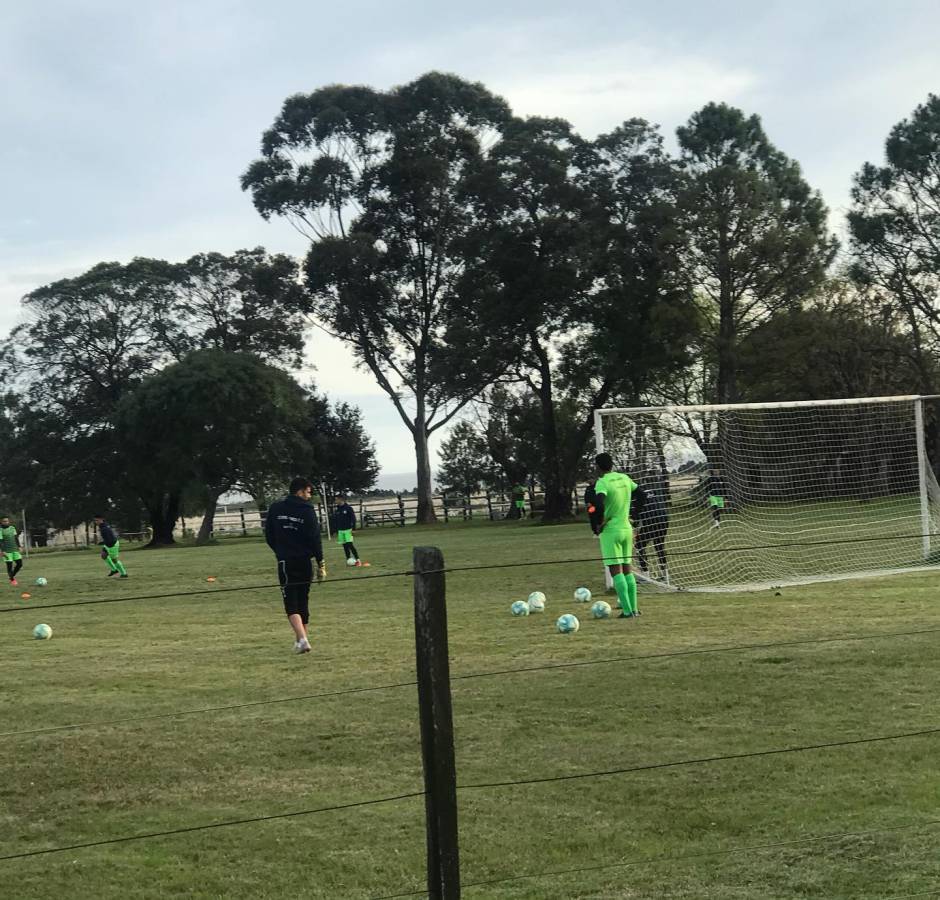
(413, 546), (460, 900)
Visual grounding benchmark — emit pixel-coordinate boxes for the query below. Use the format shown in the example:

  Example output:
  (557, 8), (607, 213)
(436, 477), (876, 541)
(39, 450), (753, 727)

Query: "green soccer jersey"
(0, 525), (17, 553)
(594, 471), (637, 526)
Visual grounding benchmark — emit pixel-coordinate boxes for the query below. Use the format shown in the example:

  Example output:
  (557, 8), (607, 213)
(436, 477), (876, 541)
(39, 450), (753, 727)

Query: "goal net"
(594, 396), (940, 591)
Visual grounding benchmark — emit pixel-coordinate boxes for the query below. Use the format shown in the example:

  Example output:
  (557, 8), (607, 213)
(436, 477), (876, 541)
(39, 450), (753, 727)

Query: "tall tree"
(115, 350), (311, 545)
(849, 93), (940, 394)
(464, 117), (695, 518)
(179, 248), (310, 366)
(437, 420), (492, 494)
(242, 72), (513, 523)
(676, 102), (837, 403)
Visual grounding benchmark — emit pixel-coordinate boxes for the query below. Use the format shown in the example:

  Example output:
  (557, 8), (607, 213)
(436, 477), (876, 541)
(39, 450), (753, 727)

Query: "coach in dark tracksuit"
(634, 480), (669, 580)
(265, 477), (326, 654)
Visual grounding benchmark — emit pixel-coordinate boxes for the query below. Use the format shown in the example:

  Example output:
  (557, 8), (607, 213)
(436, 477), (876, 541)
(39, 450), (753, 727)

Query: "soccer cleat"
(107, 570), (118, 577)
(354, 559), (363, 567)
(712, 520), (720, 529)
(294, 638), (312, 654)
(10, 579), (17, 586)
(120, 574), (129, 579)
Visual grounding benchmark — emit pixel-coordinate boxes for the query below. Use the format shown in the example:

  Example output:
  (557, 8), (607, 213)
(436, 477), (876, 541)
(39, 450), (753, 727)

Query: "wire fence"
(2, 536), (938, 896)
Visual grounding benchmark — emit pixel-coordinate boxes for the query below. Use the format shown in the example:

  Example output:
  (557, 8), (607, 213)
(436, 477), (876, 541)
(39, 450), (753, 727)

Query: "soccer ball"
(511, 600), (530, 617)
(556, 613), (580, 634)
(528, 594), (545, 613)
(346, 557), (359, 567)
(591, 600), (612, 619)
(35, 577), (48, 587)
(574, 587), (591, 603)
(33, 623), (52, 640)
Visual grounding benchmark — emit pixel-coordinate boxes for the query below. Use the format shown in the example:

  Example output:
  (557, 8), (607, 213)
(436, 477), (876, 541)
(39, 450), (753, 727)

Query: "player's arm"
(264, 504), (277, 551)
(630, 486), (647, 526)
(584, 487), (604, 535)
(306, 507), (325, 578)
(592, 491), (606, 533)
(350, 505), (356, 531)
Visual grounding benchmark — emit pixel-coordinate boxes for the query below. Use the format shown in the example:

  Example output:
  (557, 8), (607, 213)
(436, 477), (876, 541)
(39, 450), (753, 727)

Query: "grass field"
(1, 520), (939, 899)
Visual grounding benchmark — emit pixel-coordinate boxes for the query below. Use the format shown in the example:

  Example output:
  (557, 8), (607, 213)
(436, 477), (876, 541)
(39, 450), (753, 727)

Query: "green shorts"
(708, 495), (725, 509)
(2, 551), (22, 563)
(514, 499), (525, 509)
(336, 529), (353, 545)
(599, 523), (633, 567)
(103, 542), (121, 560)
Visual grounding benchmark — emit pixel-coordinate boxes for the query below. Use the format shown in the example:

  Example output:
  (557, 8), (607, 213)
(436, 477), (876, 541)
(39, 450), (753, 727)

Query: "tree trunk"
(195, 490), (221, 545)
(534, 340), (571, 522)
(413, 400), (438, 525)
(145, 492), (181, 546)
(716, 222), (738, 405)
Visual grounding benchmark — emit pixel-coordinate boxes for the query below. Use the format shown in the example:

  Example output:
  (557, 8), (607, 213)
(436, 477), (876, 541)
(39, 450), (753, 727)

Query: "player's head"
(336, 494), (347, 505)
(595, 452), (614, 473)
(289, 477), (313, 500)
(93, 514), (106, 523)
(0, 516), (9, 526)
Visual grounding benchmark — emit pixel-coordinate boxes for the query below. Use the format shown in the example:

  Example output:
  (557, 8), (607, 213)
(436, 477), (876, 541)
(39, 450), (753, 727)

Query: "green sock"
(626, 573), (637, 614)
(612, 573), (629, 613)
(115, 559), (127, 576)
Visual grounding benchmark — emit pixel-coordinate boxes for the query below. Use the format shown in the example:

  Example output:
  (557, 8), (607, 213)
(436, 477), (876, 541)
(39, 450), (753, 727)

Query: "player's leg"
(11, 553), (23, 579)
(295, 557), (313, 650)
(110, 542), (127, 577)
(654, 525), (668, 580)
(346, 541), (361, 564)
(623, 526), (638, 615)
(279, 558), (308, 648)
(102, 547), (119, 574)
(635, 528), (649, 572)
(601, 530), (630, 615)
(4, 552), (15, 583)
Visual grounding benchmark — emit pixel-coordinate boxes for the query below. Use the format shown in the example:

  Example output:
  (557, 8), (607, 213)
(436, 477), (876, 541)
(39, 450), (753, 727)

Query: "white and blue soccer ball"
(528, 591), (546, 607)
(591, 600), (612, 619)
(346, 557), (358, 567)
(573, 587), (591, 603)
(35, 577), (48, 587)
(556, 613), (580, 634)
(511, 600), (530, 617)
(33, 623), (52, 640)
(528, 594), (546, 613)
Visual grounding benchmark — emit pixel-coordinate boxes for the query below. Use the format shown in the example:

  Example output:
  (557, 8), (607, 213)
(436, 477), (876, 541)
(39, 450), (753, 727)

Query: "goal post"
(593, 395), (940, 591)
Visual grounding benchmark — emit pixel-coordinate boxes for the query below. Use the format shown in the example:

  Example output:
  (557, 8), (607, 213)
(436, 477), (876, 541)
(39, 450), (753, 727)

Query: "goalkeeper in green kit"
(592, 453), (641, 618)
(1, 516), (23, 585)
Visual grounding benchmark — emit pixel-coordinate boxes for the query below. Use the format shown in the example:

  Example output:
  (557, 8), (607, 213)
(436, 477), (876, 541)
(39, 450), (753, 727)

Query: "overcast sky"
(3, 0), (939, 483)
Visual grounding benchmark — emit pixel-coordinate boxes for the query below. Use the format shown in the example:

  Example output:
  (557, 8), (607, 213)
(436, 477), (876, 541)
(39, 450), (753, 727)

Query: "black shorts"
(278, 557), (313, 623)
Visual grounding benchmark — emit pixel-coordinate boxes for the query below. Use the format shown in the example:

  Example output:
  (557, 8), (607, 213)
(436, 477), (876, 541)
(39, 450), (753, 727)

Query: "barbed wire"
(1, 725), (937, 867)
(373, 818), (940, 899)
(458, 725), (940, 792)
(0, 789), (425, 862)
(3, 624), (937, 740)
(6, 525), (940, 615)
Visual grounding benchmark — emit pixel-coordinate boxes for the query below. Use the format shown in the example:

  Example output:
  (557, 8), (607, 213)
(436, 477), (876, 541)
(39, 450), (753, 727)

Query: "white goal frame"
(593, 395), (940, 592)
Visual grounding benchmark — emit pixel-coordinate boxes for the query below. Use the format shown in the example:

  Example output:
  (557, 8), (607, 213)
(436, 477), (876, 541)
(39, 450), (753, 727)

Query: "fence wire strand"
(373, 818), (940, 899)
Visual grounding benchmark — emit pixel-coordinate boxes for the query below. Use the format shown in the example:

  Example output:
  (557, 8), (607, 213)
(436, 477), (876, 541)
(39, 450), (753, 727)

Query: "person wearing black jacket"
(94, 514), (128, 578)
(265, 478), (326, 654)
(634, 478), (669, 580)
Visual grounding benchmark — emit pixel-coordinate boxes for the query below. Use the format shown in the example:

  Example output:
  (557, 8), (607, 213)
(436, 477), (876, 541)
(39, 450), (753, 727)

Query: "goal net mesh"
(596, 397), (940, 590)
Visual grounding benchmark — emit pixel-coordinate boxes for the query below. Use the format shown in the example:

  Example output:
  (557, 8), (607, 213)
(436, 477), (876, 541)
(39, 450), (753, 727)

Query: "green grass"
(1, 521), (939, 898)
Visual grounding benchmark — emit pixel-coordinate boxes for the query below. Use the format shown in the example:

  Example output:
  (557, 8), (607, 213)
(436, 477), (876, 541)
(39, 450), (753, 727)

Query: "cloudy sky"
(2, 0), (939, 483)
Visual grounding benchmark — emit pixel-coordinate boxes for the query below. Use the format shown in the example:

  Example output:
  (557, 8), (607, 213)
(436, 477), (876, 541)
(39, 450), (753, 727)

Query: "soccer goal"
(594, 395), (940, 591)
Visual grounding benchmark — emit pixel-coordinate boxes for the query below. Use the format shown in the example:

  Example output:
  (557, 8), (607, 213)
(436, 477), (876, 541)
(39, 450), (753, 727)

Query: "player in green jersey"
(592, 453), (640, 618)
(0, 516), (23, 585)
